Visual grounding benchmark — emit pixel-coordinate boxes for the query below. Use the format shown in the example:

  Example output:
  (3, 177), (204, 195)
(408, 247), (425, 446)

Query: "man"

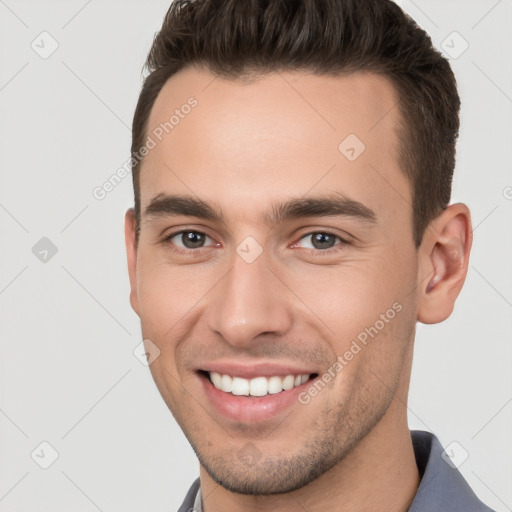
(124, 0), (496, 510)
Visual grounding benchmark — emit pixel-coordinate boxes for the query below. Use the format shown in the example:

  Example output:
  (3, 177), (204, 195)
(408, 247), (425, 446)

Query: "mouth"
(197, 369), (320, 423)
(201, 370), (318, 397)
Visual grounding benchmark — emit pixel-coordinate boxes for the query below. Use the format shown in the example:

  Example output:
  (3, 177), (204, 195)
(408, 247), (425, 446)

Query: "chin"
(194, 443), (343, 496)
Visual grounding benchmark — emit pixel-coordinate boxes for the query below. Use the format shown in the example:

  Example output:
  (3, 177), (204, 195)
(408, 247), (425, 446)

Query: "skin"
(124, 65), (472, 511)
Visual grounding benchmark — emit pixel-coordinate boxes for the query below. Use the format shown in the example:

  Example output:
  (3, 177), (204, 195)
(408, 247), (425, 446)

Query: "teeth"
(208, 372), (310, 396)
(232, 377), (250, 396)
(210, 372), (222, 389)
(248, 377), (267, 396)
(282, 375), (295, 391)
(268, 376), (283, 394)
(221, 374), (233, 392)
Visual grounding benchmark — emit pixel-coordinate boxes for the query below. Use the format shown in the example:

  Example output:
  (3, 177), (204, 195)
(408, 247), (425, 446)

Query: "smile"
(208, 371), (311, 396)
(197, 364), (321, 422)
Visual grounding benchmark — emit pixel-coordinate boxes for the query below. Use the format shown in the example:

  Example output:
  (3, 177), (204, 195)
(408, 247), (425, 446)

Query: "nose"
(205, 248), (293, 348)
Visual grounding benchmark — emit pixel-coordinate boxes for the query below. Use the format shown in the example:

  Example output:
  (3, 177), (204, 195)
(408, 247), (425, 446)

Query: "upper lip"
(199, 360), (318, 379)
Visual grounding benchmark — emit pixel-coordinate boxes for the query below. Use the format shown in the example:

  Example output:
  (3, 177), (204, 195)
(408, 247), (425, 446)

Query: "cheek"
(146, 358), (197, 430)
(282, 253), (416, 369)
(283, 260), (406, 331)
(135, 255), (206, 335)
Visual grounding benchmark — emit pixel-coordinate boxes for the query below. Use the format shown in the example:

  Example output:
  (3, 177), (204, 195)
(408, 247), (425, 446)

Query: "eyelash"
(161, 229), (349, 256)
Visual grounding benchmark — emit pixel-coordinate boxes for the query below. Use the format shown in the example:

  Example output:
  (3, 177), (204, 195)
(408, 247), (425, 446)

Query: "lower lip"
(199, 372), (314, 423)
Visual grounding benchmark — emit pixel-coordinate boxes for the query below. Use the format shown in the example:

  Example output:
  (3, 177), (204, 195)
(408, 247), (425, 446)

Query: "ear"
(124, 208), (140, 317)
(417, 203), (473, 324)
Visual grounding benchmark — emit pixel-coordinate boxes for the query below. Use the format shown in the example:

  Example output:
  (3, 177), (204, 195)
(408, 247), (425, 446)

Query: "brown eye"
(296, 232), (346, 251)
(164, 230), (216, 250)
(310, 233), (337, 250)
(180, 231), (207, 249)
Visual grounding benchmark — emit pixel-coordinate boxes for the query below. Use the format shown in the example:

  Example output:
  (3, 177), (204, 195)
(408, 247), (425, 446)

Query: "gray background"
(0, 0), (511, 510)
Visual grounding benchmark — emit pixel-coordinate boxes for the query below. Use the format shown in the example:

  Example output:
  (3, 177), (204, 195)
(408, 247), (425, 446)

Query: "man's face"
(126, 67), (421, 494)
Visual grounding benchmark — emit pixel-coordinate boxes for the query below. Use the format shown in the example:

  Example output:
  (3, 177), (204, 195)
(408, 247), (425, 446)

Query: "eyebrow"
(143, 192), (378, 226)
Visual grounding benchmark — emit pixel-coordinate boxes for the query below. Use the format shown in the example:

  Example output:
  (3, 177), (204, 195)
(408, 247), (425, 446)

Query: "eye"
(293, 231), (348, 252)
(163, 230), (218, 251)
(161, 229), (348, 255)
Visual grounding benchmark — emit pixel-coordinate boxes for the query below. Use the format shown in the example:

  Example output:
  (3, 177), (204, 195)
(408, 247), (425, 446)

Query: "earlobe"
(417, 204), (473, 324)
(124, 208), (140, 316)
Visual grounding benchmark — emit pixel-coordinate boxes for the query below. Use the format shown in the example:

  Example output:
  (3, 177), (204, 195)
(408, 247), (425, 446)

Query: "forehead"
(140, 66), (411, 227)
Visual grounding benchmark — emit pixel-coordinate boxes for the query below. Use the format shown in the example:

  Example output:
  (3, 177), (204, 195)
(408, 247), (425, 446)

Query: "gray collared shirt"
(178, 430), (496, 511)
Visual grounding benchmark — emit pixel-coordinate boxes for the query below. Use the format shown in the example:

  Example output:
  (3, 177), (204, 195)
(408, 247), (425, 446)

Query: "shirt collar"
(408, 430), (494, 512)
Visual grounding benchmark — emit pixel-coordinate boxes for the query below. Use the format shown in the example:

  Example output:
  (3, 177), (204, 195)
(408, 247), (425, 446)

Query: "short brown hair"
(131, 0), (460, 248)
